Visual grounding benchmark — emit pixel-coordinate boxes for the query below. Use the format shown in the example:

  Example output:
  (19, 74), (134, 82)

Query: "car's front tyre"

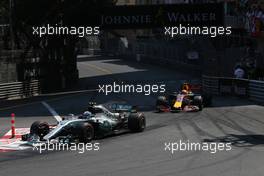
(30, 121), (50, 140)
(128, 113), (146, 132)
(79, 123), (94, 143)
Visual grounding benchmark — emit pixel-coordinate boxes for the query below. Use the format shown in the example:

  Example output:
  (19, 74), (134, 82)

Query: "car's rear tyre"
(79, 123), (94, 143)
(128, 113), (146, 132)
(30, 121), (50, 139)
(193, 96), (203, 111)
(198, 103), (203, 111)
(157, 96), (167, 106)
(156, 96), (168, 112)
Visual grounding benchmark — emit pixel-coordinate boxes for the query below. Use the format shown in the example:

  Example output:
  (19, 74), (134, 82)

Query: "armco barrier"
(203, 75), (264, 104)
(202, 75), (220, 95)
(249, 80), (264, 103)
(0, 80), (40, 101)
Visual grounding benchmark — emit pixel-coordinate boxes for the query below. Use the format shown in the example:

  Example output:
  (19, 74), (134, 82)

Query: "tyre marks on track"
(185, 118), (217, 139)
(206, 108), (256, 135)
(162, 106), (263, 144)
(174, 121), (188, 141)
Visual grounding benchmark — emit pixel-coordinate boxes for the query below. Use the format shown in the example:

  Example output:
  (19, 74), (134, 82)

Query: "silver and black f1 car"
(22, 102), (146, 143)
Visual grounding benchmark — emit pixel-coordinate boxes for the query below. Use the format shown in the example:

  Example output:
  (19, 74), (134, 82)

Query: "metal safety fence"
(249, 80), (264, 103)
(0, 80), (40, 101)
(202, 75), (264, 104)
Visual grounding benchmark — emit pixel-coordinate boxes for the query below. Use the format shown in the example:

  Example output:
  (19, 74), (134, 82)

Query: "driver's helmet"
(181, 90), (188, 95)
(82, 111), (92, 119)
(182, 83), (190, 92)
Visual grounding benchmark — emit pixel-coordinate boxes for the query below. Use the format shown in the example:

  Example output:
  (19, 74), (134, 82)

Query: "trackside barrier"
(202, 75), (220, 95)
(249, 80), (264, 103)
(0, 80), (40, 101)
(202, 75), (264, 104)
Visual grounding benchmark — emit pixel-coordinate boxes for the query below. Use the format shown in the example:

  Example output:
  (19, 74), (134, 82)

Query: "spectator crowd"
(245, 1), (264, 36)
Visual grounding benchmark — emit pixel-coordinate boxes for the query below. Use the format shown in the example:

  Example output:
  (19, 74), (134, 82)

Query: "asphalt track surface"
(0, 56), (264, 176)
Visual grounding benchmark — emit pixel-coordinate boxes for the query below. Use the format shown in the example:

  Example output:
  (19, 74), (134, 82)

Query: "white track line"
(41, 101), (62, 122)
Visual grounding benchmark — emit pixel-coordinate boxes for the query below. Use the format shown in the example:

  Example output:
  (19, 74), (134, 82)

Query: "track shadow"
(211, 96), (256, 108)
(0, 55), (260, 118)
(203, 134), (264, 147)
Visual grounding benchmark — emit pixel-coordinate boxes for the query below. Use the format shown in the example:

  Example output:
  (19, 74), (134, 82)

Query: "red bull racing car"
(156, 82), (212, 112)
